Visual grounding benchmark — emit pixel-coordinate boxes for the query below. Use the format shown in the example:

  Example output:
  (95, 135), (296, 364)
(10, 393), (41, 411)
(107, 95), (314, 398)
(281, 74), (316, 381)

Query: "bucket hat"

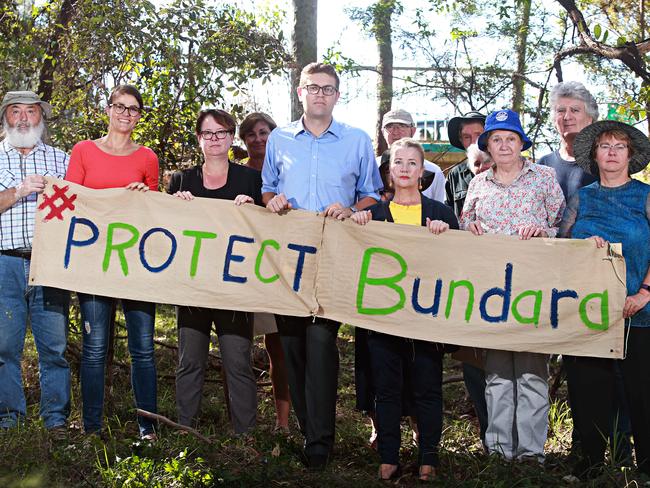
(574, 120), (650, 175)
(477, 109), (532, 151)
(447, 111), (486, 150)
(0, 91), (52, 120)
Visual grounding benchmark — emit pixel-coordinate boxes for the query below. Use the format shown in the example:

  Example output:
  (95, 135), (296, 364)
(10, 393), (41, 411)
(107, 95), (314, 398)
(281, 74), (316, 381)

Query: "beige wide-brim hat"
(574, 120), (650, 175)
(0, 91), (53, 120)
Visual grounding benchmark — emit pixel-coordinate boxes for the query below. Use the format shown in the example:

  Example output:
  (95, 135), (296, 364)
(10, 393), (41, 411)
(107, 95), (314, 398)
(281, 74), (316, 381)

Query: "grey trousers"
(175, 307), (256, 434)
(484, 349), (549, 461)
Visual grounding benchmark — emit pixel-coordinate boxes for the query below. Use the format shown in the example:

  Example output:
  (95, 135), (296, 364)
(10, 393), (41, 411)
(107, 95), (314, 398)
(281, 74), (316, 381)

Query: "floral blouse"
(459, 159), (566, 237)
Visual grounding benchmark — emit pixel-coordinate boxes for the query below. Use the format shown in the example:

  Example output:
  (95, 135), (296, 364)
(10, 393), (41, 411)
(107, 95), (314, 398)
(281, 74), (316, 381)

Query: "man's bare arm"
(0, 175), (46, 213)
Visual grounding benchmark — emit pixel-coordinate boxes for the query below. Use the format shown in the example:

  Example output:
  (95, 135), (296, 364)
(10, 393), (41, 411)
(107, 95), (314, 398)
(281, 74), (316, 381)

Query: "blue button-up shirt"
(262, 118), (382, 212)
(0, 140), (69, 250)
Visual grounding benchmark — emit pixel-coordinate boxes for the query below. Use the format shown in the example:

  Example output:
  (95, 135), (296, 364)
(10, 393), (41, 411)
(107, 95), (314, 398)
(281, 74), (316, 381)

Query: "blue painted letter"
(287, 244), (317, 292)
(479, 263), (513, 323)
(139, 227), (177, 273)
(64, 216), (99, 268)
(223, 235), (254, 283)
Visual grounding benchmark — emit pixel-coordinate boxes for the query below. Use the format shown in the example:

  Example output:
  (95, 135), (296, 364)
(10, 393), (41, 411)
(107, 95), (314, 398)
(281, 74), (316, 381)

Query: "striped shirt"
(0, 139), (69, 250)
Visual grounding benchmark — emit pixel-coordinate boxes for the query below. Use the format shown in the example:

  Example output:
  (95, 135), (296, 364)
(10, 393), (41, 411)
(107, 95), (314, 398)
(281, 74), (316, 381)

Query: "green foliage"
(0, 0), (289, 172)
(0, 308), (648, 487)
(98, 449), (216, 487)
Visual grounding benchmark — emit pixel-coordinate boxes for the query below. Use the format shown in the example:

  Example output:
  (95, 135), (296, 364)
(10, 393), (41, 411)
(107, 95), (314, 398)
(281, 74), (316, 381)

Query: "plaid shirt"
(0, 139), (69, 250)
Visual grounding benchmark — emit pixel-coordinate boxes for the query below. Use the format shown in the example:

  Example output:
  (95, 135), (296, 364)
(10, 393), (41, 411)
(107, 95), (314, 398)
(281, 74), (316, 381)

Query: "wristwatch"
(641, 284), (650, 293)
(350, 205), (358, 213)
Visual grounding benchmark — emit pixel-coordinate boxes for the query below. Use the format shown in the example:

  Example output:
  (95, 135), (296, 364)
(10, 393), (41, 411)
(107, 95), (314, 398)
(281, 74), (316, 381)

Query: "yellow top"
(389, 202), (421, 226)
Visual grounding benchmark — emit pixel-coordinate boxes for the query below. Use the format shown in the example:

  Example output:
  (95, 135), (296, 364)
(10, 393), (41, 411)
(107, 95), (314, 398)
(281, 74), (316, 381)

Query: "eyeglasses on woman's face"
(199, 129), (233, 140)
(109, 103), (141, 117)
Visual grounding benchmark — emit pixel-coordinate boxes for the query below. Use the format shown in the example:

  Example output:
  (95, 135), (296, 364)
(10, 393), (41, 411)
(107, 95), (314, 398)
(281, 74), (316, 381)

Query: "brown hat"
(0, 91), (52, 121)
(574, 120), (650, 175)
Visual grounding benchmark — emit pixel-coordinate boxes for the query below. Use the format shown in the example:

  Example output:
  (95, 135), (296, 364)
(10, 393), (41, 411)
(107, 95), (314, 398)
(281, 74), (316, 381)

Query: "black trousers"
(368, 332), (443, 467)
(567, 327), (650, 474)
(620, 327), (650, 475)
(275, 315), (340, 457)
(565, 355), (617, 468)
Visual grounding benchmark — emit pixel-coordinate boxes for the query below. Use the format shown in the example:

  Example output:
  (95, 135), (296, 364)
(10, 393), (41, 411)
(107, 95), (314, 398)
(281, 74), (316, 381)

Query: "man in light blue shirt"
(262, 62), (382, 469)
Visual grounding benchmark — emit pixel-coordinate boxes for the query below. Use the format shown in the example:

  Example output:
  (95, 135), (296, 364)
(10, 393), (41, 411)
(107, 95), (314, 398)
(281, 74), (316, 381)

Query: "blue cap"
(477, 109), (532, 151)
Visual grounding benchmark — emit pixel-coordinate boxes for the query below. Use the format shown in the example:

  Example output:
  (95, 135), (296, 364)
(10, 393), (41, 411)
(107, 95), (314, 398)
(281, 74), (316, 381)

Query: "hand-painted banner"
(30, 178), (626, 358)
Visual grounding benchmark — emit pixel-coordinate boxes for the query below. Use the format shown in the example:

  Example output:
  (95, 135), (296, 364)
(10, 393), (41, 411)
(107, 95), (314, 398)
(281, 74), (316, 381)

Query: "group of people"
(0, 63), (649, 482)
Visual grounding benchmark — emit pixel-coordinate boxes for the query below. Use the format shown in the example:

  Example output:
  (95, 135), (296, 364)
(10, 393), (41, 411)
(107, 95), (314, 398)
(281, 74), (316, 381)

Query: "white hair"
(466, 143), (490, 171)
(2, 114), (45, 149)
(549, 81), (599, 121)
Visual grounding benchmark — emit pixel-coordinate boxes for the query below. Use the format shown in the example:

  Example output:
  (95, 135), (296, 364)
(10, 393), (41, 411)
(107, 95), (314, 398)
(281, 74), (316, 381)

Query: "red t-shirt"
(65, 140), (159, 190)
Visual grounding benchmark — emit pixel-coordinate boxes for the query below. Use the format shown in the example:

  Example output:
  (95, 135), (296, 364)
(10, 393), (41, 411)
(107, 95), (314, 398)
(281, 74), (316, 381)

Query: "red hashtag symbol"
(37, 184), (77, 221)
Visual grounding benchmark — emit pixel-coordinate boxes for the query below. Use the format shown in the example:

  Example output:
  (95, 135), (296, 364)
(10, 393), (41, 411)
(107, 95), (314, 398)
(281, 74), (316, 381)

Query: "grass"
(0, 305), (647, 487)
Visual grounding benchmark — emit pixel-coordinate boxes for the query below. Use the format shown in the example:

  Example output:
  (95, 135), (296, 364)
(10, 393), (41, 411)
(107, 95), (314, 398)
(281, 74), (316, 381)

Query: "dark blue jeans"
(368, 332), (443, 467)
(78, 294), (157, 435)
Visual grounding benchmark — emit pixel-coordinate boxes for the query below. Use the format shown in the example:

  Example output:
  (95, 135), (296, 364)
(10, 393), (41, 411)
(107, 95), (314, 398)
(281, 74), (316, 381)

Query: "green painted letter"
(579, 290), (609, 331)
(183, 230), (217, 278)
(445, 280), (475, 322)
(103, 222), (140, 276)
(511, 290), (543, 326)
(356, 247), (407, 315)
(255, 239), (280, 283)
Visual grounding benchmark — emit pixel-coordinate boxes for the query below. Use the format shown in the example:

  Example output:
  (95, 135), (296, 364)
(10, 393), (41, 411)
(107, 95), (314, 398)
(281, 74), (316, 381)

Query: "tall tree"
(0, 0), (289, 168)
(372, 0), (399, 155)
(347, 0), (401, 154)
(290, 0), (317, 121)
(36, 0), (76, 101)
(511, 0), (531, 112)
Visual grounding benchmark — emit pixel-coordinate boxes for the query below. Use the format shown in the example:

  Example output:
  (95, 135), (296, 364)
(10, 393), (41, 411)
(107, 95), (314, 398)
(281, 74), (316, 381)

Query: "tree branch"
(555, 0), (650, 83)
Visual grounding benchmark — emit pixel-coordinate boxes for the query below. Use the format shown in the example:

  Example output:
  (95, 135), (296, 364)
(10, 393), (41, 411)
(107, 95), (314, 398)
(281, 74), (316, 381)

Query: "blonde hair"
(389, 138), (424, 165)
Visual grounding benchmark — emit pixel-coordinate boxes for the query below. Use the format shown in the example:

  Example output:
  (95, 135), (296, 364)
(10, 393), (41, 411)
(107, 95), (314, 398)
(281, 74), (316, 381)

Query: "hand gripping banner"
(30, 178), (626, 358)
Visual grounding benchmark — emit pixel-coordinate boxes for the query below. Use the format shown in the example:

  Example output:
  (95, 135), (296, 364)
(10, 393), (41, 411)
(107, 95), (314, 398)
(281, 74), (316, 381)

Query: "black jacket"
(368, 194), (459, 229)
(365, 194), (459, 352)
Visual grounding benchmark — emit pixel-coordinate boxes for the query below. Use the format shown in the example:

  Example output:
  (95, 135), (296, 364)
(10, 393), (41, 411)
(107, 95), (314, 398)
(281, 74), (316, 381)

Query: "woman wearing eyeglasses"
(65, 84), (159, 439)
(560, 120), (650, 477)
(167, 108), (261, 434)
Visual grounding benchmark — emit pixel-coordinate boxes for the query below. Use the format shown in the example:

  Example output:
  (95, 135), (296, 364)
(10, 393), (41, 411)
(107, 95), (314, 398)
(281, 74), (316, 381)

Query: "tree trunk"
(641, 0), (650, 136)
(290, 0), (318, 121)
(373, 0), (395, 155)
(511, 0), (531, 113)
(37, 0), (77, 102)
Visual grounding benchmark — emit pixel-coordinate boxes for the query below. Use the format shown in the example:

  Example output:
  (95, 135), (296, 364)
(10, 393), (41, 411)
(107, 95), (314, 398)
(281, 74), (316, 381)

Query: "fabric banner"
(30, 177), (627, 358)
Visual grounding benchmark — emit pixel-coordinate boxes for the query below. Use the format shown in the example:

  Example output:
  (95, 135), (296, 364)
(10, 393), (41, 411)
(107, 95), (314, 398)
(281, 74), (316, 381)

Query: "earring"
(418, 177), (422, 190)
(388, 178), (393, 189)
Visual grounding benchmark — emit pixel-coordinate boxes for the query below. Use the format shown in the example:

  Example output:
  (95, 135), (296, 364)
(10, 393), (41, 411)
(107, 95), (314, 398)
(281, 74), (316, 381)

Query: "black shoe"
(306, 453), (329, 471)
(48, 425), (69, 446)
(572, 459), (602, 480)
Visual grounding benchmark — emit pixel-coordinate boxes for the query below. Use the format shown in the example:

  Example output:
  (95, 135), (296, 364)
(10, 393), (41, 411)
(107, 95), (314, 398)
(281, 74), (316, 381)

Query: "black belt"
(1, 249), (32, 259)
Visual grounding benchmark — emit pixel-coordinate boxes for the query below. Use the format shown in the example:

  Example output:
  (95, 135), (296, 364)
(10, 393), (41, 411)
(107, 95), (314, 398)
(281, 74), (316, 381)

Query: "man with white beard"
(0, 91), (70, 438)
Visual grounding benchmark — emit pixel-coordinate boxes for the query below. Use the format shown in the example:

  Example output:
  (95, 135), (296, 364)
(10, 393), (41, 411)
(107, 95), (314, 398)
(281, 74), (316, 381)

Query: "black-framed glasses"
(199, 129), (232, 140)
(109, 103), (141, 117)
(303, 84), (337, 96)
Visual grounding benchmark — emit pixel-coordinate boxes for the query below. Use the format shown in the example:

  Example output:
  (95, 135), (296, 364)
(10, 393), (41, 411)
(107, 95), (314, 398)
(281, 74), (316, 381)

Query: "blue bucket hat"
(477, 109), (532, 151)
